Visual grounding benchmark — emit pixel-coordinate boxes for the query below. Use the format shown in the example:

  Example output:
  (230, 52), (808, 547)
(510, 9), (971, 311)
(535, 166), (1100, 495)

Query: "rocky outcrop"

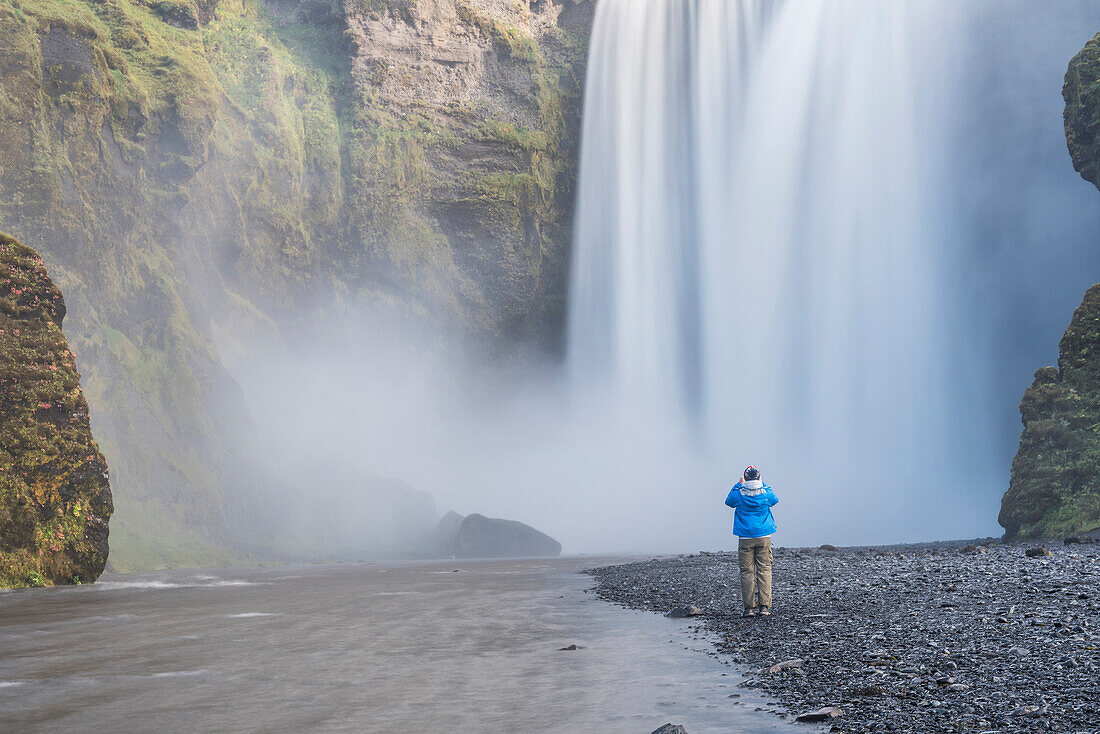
(1002, 285), (1100, 538)
(453, 512), (561, 558)
(1064, 32), (1100, 190)
(0, 233), (112, 586)
(1002, 36), (1100, 539)
(418, 510), (561, 558)
(0, 0), (594, 568)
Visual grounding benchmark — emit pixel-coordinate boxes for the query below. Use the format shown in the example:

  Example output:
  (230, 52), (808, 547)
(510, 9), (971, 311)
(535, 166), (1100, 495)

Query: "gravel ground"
(588, 540), (1100, 733)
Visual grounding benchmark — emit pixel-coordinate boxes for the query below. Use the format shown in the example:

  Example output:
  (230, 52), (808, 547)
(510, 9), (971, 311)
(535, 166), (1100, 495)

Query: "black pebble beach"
(588, 541), (1100, 733)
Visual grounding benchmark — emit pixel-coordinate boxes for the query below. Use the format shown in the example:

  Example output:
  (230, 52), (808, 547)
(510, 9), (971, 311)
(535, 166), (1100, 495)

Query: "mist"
(208, 0), (1100, 558)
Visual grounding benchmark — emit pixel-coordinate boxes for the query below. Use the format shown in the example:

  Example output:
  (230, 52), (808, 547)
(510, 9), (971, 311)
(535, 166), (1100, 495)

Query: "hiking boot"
(742, 608), (757, 617)
(759, 607), (772, 616)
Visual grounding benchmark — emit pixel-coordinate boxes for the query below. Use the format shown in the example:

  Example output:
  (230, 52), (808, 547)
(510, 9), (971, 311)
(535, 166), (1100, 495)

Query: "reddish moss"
(0, 232), (113, 587)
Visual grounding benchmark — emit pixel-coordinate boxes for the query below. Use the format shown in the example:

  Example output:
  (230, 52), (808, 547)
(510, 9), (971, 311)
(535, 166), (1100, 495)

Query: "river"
(0, 557), (795, 733)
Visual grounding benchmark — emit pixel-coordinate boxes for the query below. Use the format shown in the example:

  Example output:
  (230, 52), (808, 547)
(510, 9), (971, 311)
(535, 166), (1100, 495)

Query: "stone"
(795, 707), (844, 723)
(819, 544), (840, 552)
(766, 659), (806, 674)
(1025, 547), (1051, 558)
(452, 513), (562, 559)
(651, 726), (688, 734)
(666, 605), (704, 618)
(558, 644), (581, 651)
(960, 544), (979, 554)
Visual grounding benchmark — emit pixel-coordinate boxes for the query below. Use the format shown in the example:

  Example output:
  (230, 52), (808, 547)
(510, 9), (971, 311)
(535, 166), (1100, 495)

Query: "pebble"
(588, 541), (1100, 733)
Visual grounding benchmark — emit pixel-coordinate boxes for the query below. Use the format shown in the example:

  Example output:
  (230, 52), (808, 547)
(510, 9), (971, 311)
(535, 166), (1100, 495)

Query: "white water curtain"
(569, 0), (959, 499)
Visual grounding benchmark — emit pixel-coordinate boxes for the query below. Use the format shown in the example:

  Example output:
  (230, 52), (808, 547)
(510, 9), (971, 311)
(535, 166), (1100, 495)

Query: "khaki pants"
(738, 536), (773, 610)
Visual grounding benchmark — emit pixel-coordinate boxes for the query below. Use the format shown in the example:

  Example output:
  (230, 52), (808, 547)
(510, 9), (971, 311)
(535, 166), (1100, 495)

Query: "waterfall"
(568, 0), (963, 500)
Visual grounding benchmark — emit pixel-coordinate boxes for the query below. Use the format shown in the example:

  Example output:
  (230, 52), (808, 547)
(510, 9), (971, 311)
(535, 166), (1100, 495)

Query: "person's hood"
(741, 479), (765, 495)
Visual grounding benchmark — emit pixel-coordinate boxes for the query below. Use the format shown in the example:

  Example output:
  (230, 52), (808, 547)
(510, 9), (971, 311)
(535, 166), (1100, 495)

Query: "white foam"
(0, 682), (25, 689)
(226, 612), (278, 618)
(151, 670), (207, 678)
(95, 579), (261, 590)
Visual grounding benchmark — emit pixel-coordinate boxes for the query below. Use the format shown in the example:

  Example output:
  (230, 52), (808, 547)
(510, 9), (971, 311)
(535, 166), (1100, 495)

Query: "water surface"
(0, 558), (794, 733)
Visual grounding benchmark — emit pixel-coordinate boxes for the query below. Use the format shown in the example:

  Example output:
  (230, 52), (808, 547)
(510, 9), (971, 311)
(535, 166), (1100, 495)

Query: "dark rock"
(795, 707), (844, 723)
(1064, 530), (1100, 544)
(1025, 546), (1051, 558)
(665, 605), (703, 618)
(960, 544), (979, 554)
(819, 544), (840, 552)
(0, 234), (113, 587)
(558, 644), (581, 651)
(1065, 32), (1100, 189)
(453, 513), (561, 559)
(650, 726), (688, 734)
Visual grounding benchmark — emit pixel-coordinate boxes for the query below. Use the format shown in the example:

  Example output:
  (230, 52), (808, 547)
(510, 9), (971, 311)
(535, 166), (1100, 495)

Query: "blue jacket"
(724, 480), (778, 538)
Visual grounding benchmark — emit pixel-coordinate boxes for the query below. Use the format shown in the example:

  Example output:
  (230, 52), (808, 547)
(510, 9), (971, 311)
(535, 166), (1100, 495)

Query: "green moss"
(0, 233), (113, 588)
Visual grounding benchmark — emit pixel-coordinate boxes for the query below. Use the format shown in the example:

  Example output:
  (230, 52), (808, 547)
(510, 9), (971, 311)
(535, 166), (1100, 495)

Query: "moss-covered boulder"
(1064, 32), (1100, 190)
(0, 233), (112, 586)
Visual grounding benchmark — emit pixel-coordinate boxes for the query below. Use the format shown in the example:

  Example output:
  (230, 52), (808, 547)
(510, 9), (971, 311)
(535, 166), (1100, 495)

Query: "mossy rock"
(1065, 32), (1100, 190)
(1002, 284), (1100, 539)
(0, 232), (113, 587)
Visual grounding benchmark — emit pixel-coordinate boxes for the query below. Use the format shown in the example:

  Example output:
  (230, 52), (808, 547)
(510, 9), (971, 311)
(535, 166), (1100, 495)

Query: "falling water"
(568, 0), (968, 513)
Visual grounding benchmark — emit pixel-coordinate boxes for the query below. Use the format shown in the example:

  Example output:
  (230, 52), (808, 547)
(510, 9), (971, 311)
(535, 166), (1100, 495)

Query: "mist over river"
(0, 559), (791, 734)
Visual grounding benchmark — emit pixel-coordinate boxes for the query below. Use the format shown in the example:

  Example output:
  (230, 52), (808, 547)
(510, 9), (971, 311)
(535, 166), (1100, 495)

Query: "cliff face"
(1001, 286), (1100, 539)
(1064, 32), (1100, 191)
(1000, 35), (1100, 539)
(0, 0), (593, 568)
(0, 233), (113, 587)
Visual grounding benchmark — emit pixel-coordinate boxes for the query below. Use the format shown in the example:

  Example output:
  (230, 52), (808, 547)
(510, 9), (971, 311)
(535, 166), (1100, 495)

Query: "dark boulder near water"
(650, 725), (688, 734)
(453, 513), (562, 559)
(422, 511), (561, 559)
(0, 234), (112, 587)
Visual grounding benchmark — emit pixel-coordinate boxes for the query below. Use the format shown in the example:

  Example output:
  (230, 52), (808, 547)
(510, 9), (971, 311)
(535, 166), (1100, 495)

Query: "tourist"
(724, 466), (779, 617)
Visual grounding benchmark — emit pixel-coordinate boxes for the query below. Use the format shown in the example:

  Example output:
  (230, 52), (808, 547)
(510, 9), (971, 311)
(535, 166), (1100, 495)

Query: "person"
(724, 465), (778, 617)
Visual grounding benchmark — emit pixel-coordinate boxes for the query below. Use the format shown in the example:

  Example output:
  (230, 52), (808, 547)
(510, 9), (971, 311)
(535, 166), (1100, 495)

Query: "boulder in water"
(651, 726), (689, 734)
(453, 513), (561, 558)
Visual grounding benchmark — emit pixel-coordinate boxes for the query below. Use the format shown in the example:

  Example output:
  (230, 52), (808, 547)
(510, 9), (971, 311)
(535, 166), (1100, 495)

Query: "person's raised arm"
(725, 483), (743, 508)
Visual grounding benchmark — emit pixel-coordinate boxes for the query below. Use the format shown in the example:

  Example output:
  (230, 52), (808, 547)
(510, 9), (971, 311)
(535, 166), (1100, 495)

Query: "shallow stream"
(0, 558), (794, 733)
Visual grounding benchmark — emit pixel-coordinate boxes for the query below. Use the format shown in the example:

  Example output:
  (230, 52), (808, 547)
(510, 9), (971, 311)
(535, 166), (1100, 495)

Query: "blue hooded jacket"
(724, 480), (778, 538)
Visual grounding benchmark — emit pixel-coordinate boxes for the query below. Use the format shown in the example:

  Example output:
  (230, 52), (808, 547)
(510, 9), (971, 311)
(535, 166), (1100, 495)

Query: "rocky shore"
(589, 540), (1100, 733)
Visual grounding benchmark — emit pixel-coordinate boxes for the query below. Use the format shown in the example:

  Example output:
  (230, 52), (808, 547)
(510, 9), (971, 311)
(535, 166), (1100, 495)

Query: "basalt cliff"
(0, 232), (113, 586)
(1000, 32), (1100, 539)
(0, 0), (594, 568)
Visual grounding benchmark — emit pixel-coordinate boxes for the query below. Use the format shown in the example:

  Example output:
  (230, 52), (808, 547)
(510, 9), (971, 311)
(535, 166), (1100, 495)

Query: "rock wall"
(1064, 32), (1100, 191)
(1000, 34), (1100, 539)
(0, 232), (113, 587)
(0, 0), (594, 568)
